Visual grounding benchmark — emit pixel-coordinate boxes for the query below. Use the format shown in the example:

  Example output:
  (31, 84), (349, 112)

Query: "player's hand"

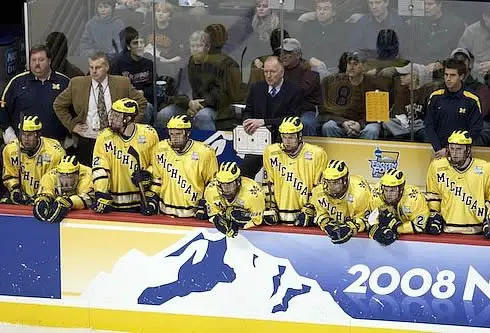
(92, 192), (112, 214)
(47, 196), (72, 223)
(425, 212), (444, 235)
(10, 187), (32, 205)
(212, 214), (238, 238)
(434, 148), (447, 159)
(195, 198), (209, 220)
(33, 195), (53, 221)
(141, 192), (158, 216)
(263, 207), (279, 225)
(73, 123), (88, 136)
(323, 218), (357, 244)
(369, 224), (398, 246)
(131, 169), (152, 190)
(295, 203), (315, 227)
(243, 119), (265, 135)
(309, 57), (325, 68)
(483, 220), (490, 239)
(378, 210), (401, 230)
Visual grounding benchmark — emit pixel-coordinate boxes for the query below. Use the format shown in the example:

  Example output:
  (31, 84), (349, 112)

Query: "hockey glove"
(425, 212), (444, 235)
(141, 192), (159, 216)
(323, 218), (357, 244)
(92, 192), (112, 214)
(33, 195), (53, 222)
(213, 214), (239, 238)
(225, 206), (251, 226)
(369, 224), (398, 246)
(378, 209), (402, 230)
(195, 198), (209, 220)
(483, 220), (490, 239)
(10, 186), (32, 205)
(47, 196), (72, 223)
(131, 169), (152, 190)
(295, 203), (315, 227)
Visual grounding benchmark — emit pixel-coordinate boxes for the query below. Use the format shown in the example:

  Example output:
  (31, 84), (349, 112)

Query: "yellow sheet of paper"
(366, 90), (389, 122)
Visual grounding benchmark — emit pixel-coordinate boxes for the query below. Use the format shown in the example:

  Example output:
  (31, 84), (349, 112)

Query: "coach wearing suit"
(240, 56), (303, 178)
(54, 51), (147, 166)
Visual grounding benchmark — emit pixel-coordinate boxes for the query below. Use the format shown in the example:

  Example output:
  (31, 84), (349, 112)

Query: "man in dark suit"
(53, 51), (147, 166)
(240, 56), (303, 178)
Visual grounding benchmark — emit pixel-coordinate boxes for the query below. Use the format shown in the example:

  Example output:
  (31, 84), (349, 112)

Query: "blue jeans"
(143, 103), (155, 125)
(300, 111), (319, 136)
(155, 104), (185, 129)
(321, 120), (381, 140)
(155, 105), (216, 131)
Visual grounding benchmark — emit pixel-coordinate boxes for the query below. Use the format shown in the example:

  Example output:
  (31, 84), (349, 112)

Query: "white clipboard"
(233, 125), (271, 155)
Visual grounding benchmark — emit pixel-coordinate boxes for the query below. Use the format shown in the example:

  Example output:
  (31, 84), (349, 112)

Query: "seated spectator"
(240, 56), (303, 178)
(425, 58), (483, 158)
(45, 31), (85, 78)
(365, 29), (408, 74)
(113, 0), (145, 30)
(297, 0), (368, 23)
(479, 73), (490, 145)
(321, 51), (391, 140)
(458, 5), (490, 83)
(409, 0), (465, 64)
(298, 0), (349, 75)
(79, 0), (125, 58)
(111, 26), (155, 124)
(280, 38), (323, 136)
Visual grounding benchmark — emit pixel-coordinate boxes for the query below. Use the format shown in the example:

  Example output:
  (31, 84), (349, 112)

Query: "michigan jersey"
(263, 143), (328, 223)
(370, 183), (430, 234)
(311, 175), (371, 232)
(150, 139), (218, 217)
(426, 157), (490, 234)
(204, 177), (265, 228)
(2, 137), (65, 197)
(92, 124), (158, 210)
(37, 164), (94, 209)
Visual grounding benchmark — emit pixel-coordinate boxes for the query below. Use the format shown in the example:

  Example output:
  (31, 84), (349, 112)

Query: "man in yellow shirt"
(34, 155), (94, 223)
(204, 162), (265, 237)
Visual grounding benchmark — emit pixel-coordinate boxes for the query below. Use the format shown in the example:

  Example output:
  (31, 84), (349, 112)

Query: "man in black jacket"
(240, 56), (303, 178)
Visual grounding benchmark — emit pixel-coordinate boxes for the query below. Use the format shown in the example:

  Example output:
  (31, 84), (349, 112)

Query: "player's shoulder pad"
(98, 128), (115, 139)
(311, 183), (323, 196)
(4, 140), (18, 151)
(194, 140), (217, 155)
(303, 142), (326, 155)
(266, 143), (282, 155)
(43, 137), (64, 150)
(428, 157), (450, 171)
(241, 177), (262, 195)
(138, 123), (158, 134)
(429, 89), (445, 99)
(79, 164), (92, 176)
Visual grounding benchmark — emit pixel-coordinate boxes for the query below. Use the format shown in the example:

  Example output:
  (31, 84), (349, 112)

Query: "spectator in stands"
(114, 0), (145, 31)
(297, 0), (368, 24)
(365, 29), (408, 74)
(458, 5), (490, 83)
(337, 51), (350, 74)
(186, 24), (245, 130)
(298, 0), (348, 75)
(425, 58), (483, 158)
(111, 26), (155, 124)
(280, 38), (323, 136)
(450, 48), (484, 93)
(409, 0), (465, 64)
(240, 56), (303, 178)
(350, 0), (407, 53)
(45, 32), (85, 78)
(53, 51), (147, 166)
(321, 51), (391, 139)
(479, 73), (490, 145)
(0, 44), (70, 144)
(79, 0), (125, 58)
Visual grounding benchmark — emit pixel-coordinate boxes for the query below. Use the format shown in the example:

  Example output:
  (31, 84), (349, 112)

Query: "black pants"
(240, 155), (263, 179)
(76, 136), (96, 167)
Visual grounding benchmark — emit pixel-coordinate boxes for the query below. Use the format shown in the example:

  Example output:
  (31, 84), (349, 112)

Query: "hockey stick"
(240, 46), (247, 83)
(127, 145), (148, 208)
(17, 112), (24, 198)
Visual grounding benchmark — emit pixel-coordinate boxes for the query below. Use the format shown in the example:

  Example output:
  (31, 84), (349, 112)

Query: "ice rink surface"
(0, 324), (126, 333)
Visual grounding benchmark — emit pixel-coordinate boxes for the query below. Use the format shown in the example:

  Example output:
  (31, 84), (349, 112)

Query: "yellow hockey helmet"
(381, 169), (405, 187)
(19, 115), (42, 132)
(57, 156), (80, 174)
(447, 130), (472, 145)
(216, 161), (241, 183)
(167, 115), (192, 129)
(323, 160), (349, 180)
(111, 98), (138, 115)
(279, 116), (303, 134)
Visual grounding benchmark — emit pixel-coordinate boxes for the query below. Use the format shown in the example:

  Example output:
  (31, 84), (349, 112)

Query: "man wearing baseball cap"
(450, 48), (484, 93)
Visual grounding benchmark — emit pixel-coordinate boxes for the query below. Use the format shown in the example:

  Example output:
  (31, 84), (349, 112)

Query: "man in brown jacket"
(53, 51), (147, 166)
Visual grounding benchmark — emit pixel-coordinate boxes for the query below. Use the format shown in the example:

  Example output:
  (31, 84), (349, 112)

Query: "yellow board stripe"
(0, 302), (426, 333)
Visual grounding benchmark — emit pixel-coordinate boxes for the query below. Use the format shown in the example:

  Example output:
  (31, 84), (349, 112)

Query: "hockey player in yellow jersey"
(426, 130), (490, 237)
(262, 117), (328, 225)
(2, 115), (65, 205)
(311, 160), (371, 244)
(92, 98), (159, 213)
(33, 156), (94, 223)
(369, 169), (433, 245)
(204, 162), (265, 237)
(143, 115), (218, 217)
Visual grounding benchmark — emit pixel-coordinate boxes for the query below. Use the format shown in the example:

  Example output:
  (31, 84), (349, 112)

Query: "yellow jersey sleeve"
(2, 142), (21, 192)
(426, 159), (442, 213)
(204, 180), (222, 218)
(69, 165), (95, 210)
(241, 178), (265, 228)
(92, 131), (112, 194)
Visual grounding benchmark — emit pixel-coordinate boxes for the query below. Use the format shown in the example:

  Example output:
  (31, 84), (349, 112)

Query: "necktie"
(270, 87), (277, 97)
(97, 82), (109, 129)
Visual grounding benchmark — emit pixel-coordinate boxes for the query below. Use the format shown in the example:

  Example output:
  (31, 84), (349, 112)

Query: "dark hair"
(119, 26), (140, 51)
(270, 28), (289, 55)
(444, 58), (468, 77)
(29, 44), (51, 60)
(338, 51), (350, 73)
(376, 29), (399, 60)
(46, 32), (68, 65)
